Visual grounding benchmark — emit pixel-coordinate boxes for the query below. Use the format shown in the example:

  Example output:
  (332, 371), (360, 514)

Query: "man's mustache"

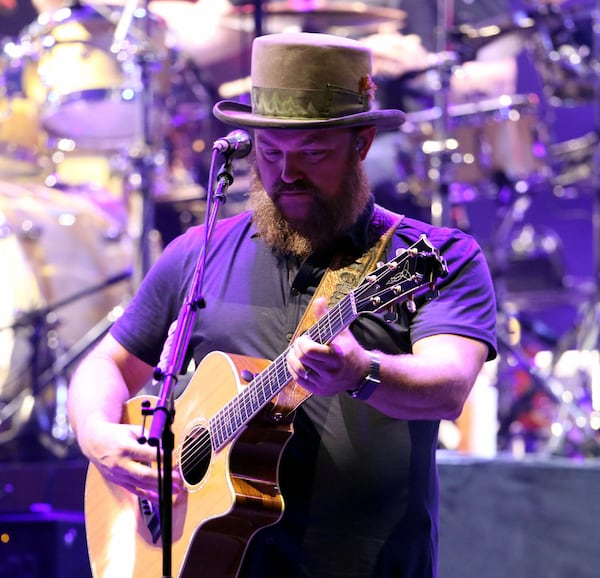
(272, 181), (318, 196)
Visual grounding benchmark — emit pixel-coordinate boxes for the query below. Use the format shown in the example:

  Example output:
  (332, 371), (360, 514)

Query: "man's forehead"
(254, 127), (353, 145)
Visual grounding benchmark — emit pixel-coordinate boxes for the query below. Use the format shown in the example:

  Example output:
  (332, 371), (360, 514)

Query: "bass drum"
(0, 181), (133, 448)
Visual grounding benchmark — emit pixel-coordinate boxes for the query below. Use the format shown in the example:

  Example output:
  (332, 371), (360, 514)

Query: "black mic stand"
(143, 147), (241, 578)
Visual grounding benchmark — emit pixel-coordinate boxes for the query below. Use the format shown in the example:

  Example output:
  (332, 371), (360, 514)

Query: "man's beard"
(248, 148), (371, 258)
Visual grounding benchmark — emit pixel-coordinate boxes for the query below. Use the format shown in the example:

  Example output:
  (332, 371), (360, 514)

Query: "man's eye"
(262, 149), (281, 161)
(304, 150), (327, 160)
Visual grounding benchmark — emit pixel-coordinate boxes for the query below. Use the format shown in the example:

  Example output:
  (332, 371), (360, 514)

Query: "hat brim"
(213, 101), (405, 130)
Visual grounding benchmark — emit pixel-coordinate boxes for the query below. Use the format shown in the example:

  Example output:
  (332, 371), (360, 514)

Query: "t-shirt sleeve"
(110, 231), (194, 366)
(395, 221), (498, 361)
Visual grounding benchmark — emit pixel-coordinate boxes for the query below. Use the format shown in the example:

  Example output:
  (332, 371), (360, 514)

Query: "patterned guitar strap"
(271, 204), (404, 418)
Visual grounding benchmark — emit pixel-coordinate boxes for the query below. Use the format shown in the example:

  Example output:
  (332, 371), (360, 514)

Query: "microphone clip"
(213, 130), (253, 159)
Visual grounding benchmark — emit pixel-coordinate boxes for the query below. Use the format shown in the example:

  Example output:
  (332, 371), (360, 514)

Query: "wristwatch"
(348, 352), (381, 400)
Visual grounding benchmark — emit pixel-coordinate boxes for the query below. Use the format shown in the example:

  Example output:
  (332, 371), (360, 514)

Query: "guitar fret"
(254, 373), (268, 407)
(330, 305), (343, 337)
(273, 358), (290, 396)
(222, 404), (235, 440)
(211, 414), (223, 448)
(249, 376), (263, 409)
(208, 413), (225, 447)
(240, 389), (253, 422)
(232, 398), (243, 434)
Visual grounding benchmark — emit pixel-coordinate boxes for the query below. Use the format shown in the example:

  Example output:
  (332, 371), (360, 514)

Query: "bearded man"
(68, 32), (497, 578)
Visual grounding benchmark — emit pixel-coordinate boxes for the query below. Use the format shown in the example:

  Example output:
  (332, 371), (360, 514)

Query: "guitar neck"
(206, 234), (447, 453)
(209, 293), (358, 450)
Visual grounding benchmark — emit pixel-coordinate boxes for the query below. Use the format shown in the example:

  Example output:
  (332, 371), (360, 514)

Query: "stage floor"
(438, 452), (600, 578)
(1, 452), (599, 578)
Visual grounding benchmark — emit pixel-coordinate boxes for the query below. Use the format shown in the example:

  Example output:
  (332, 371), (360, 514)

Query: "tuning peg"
(424, 287), (440, 301)
(384, 306), (398, 323)
(406, 296), (417, 314)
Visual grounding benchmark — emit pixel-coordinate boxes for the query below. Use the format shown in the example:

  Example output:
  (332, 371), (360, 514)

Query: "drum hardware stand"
(252, 0), (264, 37)
(494, 305), (600, 456)
(424, 0), (457, 229)
(0, 305), (56, 453)
(488, 154), (600, 456)
(487, 186), (551, 452)
(424, 51), (460, 229)
(107, 0), (166, 285)
(34, 303), (125, 457)
(0, 270), (131, 458)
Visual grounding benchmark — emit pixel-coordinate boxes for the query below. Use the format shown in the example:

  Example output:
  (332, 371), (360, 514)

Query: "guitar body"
(85, 351), (293, 578)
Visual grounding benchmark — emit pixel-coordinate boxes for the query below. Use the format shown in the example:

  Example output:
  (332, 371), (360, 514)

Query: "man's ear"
(355, 126), (377, 159)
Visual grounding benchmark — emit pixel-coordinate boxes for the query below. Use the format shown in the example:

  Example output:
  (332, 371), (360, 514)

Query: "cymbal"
(223, 1), (406, 35)
(148, 0), (252, 68)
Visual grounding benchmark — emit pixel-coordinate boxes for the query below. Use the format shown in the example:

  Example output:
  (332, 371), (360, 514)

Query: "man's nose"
(280, 153), (304, 183)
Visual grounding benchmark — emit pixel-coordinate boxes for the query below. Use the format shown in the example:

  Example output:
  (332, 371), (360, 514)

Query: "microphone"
(213, 130), (253, 159)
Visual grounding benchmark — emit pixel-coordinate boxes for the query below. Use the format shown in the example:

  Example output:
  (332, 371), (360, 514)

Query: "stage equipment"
(526, 0), (598, 106)
(400, 93), (547, 206)
(0, 180), (132, 459)
(0, 38), (45, 177)
(18, 3), (169, 150)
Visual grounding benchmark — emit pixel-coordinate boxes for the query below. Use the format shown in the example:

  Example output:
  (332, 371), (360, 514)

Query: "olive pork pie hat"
(213, 32), (405, 130)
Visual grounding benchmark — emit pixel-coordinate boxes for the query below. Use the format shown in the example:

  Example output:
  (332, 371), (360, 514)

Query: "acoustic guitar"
(84, 234), (447, 578)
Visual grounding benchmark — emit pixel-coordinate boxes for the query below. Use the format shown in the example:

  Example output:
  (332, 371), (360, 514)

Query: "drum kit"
(421, 1), (600, 457)
(0, 0), (597, 459)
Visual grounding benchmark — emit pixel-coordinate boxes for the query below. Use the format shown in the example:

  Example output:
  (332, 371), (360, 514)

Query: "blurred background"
(0, 1), (599, 576)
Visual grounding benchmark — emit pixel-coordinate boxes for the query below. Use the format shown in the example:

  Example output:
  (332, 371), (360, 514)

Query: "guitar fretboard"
(209, 292), (359, 450)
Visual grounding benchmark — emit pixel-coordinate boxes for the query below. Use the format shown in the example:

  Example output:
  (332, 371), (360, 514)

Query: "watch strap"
(348, 352), (381, 400)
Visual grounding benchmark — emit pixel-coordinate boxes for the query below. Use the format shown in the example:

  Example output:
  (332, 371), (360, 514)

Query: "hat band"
(252, 84), (370, 120)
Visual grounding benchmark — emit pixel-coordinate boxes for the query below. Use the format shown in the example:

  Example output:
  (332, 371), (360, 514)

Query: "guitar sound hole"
(180, 425), (212, 485)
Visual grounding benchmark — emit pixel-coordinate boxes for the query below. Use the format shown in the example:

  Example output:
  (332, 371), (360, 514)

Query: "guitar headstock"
(355, 235), (448, 315)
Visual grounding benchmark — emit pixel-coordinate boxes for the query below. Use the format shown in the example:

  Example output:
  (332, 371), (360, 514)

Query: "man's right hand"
(81, 419), (184, 503)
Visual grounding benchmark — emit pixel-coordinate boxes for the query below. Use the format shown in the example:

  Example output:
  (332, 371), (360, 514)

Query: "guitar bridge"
(138, 497), (161, 544)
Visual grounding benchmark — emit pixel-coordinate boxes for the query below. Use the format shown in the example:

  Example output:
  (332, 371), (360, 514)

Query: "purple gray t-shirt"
(111, 199), (497, 577)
